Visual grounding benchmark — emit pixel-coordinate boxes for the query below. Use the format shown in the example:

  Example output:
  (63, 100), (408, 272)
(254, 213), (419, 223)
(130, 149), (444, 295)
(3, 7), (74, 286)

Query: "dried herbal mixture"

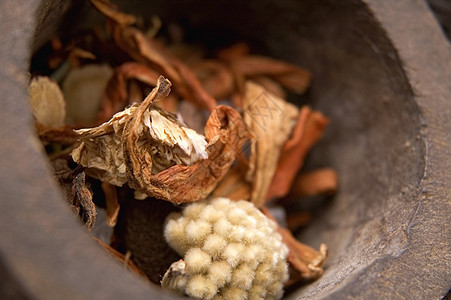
(29, 0), (338, 299)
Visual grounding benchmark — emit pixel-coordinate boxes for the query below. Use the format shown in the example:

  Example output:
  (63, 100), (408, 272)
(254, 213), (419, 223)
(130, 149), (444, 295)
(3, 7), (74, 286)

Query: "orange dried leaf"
(291, 168), (338, 197)
(266, 107), (330, 200)
(101, 8), (217, 111)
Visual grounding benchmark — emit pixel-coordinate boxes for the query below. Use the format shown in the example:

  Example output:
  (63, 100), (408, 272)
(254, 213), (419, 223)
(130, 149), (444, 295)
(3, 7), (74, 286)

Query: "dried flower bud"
(163, 197), (289, 299)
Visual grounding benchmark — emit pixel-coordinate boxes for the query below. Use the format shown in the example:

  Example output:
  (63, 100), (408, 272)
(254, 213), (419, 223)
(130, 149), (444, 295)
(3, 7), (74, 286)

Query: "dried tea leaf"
(72, 76), (208, 186)
(73, 77), (243, 203)
(266, 107), (330, 200)
(29, 76), (66, 128)
(72, 172), (97, 230)
(63, 64), (113, 126)
(243, 81), (298, 207)
(123, 77), (248, 203)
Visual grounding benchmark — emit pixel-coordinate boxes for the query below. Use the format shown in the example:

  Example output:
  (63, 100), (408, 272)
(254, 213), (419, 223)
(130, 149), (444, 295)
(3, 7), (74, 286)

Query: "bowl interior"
(31, 0), (426, 298)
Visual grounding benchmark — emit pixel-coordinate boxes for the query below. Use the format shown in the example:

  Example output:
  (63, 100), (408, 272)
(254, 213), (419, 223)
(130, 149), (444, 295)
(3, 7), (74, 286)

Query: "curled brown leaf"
(124, 77), (248, 203)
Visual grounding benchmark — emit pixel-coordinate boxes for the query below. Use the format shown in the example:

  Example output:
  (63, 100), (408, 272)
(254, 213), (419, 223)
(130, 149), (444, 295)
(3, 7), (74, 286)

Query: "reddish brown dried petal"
(266, 107), (330, 201)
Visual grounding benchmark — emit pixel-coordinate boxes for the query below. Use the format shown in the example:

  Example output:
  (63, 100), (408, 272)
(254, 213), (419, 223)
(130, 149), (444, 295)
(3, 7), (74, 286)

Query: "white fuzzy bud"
(163, 197), (289, 299)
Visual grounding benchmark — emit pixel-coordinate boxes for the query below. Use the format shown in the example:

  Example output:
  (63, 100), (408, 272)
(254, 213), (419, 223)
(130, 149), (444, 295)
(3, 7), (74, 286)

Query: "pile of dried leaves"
(29, 0), (338, 294)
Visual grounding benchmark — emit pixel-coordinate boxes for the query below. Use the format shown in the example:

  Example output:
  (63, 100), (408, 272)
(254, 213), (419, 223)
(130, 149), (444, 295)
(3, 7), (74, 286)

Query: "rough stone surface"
(0, 0), (449, 299)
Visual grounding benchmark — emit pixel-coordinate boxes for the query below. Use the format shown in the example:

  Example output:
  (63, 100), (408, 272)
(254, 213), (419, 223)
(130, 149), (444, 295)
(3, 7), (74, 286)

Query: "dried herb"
(242, 81), (299, 208)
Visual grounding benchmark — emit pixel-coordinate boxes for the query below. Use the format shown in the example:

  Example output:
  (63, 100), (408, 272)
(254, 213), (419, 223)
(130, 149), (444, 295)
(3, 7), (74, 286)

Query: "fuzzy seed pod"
(162, 197), (289, 299)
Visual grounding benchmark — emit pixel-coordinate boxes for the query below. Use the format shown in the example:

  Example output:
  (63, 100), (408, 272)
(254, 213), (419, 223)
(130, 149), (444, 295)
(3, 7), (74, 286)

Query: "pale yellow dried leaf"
(243, 81), (299, 207)
(29, 76), (66, 128)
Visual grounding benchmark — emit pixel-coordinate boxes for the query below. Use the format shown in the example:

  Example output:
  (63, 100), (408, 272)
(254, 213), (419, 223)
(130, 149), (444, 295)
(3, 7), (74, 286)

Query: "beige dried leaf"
(72, 104), (137, 186)
(29, 76), (66, 128)
(243, 81), (299, 207)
